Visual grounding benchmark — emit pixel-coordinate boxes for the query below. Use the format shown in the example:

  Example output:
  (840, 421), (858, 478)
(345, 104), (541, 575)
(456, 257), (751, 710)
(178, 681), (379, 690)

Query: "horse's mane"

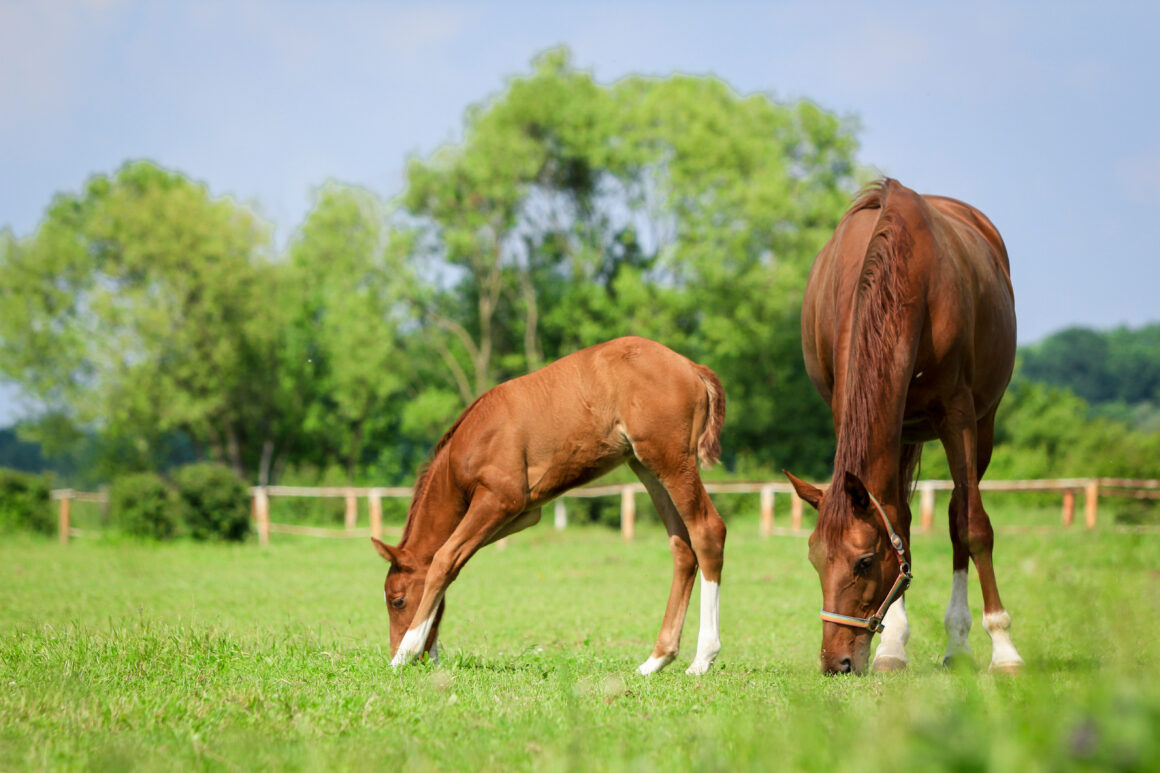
(399, 389), (494, 544)
(821, 179), (920, 544)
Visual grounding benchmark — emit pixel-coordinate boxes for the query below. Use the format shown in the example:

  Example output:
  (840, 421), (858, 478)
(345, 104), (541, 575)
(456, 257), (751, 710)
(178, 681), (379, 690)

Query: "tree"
(400, 49), (860, 474)
(0, 161), (277, 479)
(283, 183), (415, 480)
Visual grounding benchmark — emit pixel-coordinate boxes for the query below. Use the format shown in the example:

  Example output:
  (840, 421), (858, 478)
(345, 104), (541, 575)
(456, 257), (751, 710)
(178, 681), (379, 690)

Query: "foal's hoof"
(990, 660), (1024, 676)
(872, 656), (907, 673)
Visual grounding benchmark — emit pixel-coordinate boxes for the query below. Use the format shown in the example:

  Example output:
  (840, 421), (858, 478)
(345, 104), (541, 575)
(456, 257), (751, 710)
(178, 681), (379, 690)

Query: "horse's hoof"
(942, 654), (977, 672)
(990, 660), (1023, 676)
(872, 656), (907, 672)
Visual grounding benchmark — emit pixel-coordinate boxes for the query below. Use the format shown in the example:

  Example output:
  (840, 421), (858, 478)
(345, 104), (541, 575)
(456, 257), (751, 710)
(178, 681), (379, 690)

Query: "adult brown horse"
(786, 178), (1024, 675)
(372, 336), (727, 675)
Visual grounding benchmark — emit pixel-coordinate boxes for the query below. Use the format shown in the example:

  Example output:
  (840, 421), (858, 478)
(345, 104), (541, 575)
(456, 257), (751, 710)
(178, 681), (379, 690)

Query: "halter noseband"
(818, 490), (912, 634)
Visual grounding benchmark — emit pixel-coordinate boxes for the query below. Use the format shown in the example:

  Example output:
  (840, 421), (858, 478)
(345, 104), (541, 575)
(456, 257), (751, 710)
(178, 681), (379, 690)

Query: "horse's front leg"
(392, 487), (520, 666)
(938, 398), (1024, 673)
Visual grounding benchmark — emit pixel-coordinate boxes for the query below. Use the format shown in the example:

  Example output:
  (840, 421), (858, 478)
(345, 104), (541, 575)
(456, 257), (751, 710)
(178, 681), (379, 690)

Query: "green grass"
(3, 508), (1160, 771)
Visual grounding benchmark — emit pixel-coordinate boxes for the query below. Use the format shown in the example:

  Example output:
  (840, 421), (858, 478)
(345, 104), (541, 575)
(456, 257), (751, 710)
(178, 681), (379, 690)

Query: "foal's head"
(785, 471), (910, 675)
(370, 538), (441, 659)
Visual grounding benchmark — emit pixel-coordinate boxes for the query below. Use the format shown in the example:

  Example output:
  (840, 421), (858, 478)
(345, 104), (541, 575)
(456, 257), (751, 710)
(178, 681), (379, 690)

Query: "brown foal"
(787, 179), (1024, 674)
(372, 336), (727, 675)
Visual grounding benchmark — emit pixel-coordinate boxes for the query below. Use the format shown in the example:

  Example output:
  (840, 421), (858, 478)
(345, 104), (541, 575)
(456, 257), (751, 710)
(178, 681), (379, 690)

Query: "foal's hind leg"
(633, 453), (726, 675)
(938, 398), (1024, 673)
(629, 460), (698, 675)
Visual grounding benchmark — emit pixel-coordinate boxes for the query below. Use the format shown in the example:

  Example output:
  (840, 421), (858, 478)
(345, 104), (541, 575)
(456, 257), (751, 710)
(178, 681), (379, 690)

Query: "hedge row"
(0, 462), (250, 541)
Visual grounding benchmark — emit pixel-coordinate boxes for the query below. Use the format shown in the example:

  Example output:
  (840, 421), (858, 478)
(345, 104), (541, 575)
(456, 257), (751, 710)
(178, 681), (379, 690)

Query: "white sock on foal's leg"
(391, 603), (441, 667)
(637, 652), (676, 675)
(685, 574), (721, 676)
(943, 569), (973, 664)
(872, 596), (909, 670)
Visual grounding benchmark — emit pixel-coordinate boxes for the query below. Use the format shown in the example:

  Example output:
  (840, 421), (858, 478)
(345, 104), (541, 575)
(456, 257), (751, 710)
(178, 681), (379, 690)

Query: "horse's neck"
(832, 328), (915, 499)
(398, 455), (463, 557)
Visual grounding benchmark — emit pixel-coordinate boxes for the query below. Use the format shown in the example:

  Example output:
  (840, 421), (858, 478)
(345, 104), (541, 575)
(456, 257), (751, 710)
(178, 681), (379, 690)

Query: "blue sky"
(2, 1), (1158, 423)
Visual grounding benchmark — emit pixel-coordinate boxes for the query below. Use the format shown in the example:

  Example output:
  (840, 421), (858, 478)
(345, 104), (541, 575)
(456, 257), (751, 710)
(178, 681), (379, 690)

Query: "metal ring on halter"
(818, 490), (913, 633)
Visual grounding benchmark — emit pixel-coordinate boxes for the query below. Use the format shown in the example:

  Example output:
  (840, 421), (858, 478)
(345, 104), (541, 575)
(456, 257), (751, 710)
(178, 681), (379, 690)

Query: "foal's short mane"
(401, 389), (495, 542)
(821, 179), (920, 544)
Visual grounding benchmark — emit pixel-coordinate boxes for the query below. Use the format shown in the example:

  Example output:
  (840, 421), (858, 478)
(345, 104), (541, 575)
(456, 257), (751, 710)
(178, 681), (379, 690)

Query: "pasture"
(3, 505), (1159, 772)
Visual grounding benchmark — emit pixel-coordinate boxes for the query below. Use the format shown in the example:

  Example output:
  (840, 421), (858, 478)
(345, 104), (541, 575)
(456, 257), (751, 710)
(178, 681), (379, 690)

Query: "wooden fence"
(52, 478), (1160, 544)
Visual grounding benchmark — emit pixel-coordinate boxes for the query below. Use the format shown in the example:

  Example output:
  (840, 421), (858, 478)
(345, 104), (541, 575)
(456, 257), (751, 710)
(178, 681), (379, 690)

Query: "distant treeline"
(1019, 324), (1160, 432)
(1, 49), (1157, 490)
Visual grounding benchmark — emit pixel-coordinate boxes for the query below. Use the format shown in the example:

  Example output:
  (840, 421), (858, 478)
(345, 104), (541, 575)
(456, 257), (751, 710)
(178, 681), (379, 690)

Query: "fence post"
(58, 491), (71, 545)
(621, 485), (636, 541)
(1062, 489), (1075, 527)
(759, 485), (774, 537)
(344, 489), (358, 530)
(369, 489), (383, 541)
(790, 489), (803, 531)
(554, 499), (567, 530)
(920, 483), (936, 533)
(254, 487), (270, 546)
(1084, 479), (1099, 530)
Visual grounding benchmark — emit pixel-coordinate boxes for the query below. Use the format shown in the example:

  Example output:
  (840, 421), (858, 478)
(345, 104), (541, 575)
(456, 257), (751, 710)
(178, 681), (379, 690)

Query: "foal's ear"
(842, 471), (871, 512)
(371, 537), (405, 567)
(784, 470), (823, 510)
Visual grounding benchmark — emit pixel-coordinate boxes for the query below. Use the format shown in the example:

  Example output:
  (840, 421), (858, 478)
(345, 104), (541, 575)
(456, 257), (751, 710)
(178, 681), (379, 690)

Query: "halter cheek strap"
(819, 490), (912, 634)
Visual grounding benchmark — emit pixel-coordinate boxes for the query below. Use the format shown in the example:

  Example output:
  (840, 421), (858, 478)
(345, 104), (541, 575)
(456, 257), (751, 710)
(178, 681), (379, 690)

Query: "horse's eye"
(390, 596), (406, 610)
(854, 555), (875, 575)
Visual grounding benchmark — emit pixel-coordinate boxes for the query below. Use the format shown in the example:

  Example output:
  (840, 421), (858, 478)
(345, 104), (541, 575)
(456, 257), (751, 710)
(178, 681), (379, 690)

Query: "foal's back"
(443, 337), (711, 502)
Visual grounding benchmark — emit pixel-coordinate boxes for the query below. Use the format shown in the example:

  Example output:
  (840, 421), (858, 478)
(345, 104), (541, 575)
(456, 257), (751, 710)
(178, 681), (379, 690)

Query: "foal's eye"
(854, 555), (875, 575)
(390, 596), (405, 610)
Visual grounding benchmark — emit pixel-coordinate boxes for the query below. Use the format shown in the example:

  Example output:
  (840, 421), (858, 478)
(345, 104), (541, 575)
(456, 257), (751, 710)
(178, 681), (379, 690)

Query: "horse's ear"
(842, 471), (871, 512)
(371, 537), (405, 567)
(784, 470), (823, 510)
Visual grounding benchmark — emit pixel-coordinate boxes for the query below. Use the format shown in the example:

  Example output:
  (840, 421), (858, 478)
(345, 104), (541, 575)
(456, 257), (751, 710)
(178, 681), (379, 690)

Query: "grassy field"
(2, 507), (1160, 772)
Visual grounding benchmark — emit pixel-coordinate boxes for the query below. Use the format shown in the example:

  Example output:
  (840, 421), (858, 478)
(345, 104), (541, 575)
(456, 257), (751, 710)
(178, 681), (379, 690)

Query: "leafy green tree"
(400, 49), (859, 474)
(283, 183), (415, 480)
(0, 161), (277, 479)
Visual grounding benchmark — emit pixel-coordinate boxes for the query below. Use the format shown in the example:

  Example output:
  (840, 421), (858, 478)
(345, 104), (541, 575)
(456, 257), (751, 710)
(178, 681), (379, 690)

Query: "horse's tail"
(694, 363), (726, 469)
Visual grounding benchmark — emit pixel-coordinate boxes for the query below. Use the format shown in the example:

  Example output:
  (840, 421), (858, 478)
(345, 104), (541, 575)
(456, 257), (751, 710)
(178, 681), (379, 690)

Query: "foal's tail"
(694, 364), (726, 468)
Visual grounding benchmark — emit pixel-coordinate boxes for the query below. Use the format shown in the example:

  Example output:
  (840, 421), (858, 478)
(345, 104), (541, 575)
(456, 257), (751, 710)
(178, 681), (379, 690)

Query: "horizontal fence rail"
(50, 478), (1160, 545)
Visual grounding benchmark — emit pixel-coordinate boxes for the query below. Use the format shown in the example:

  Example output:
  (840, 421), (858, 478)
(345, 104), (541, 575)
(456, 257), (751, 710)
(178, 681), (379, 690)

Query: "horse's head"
(784, 470), (911, 675)
(371, 538), (442, 660)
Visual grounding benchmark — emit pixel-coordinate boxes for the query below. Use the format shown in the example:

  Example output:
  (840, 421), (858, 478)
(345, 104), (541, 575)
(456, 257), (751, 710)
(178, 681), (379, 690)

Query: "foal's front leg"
(392, 487), (518, 666)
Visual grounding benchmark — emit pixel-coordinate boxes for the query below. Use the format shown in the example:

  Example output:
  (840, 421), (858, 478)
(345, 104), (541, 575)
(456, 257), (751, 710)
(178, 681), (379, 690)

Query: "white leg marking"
(983, 609), (1024, 671)
(943, 569), (972, 662)
(873, 596), (909, 668)
(637, 653), (676, 675)
(391, 605), (440, 667)
(685, 575), (721, 676)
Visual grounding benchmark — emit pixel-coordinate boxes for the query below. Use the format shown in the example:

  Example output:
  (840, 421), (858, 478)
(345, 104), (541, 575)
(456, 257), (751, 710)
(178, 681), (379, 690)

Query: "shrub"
(173, 463), (250, 541)
(0, 468), (54, 535)
(110, 472), (179, 540)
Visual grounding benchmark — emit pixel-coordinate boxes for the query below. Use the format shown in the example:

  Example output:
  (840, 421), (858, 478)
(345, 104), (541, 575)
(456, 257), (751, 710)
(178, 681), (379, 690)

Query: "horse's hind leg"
(629, 459), (697, 675)
(939, 398), (1024, 673)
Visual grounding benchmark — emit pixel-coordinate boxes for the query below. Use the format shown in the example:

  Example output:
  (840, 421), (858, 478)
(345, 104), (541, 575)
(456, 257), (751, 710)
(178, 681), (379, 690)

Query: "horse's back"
(803, 180), (1016, 416)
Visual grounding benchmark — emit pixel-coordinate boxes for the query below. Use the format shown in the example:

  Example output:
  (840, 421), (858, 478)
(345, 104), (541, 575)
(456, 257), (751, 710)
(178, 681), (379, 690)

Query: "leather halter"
(819, 490), (912, 634)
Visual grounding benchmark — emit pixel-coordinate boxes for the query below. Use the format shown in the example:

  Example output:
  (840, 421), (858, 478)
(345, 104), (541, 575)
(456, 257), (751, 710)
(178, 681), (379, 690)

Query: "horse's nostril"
(838, 657), (853, 673)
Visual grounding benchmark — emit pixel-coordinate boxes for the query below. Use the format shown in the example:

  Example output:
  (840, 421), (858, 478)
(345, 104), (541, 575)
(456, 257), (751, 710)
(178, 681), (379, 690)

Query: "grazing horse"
(786, 178), (1024, 675)
(372, 336), (728, 675)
